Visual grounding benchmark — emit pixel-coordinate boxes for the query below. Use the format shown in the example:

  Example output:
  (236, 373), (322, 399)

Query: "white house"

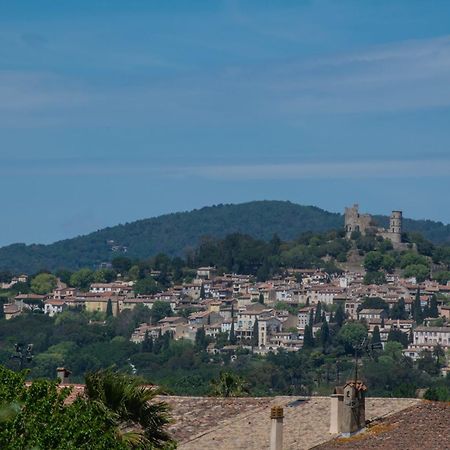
(44, 300), (66, 317)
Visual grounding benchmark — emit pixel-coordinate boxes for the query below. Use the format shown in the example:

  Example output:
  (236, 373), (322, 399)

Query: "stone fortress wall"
(344, 204), (403, 246)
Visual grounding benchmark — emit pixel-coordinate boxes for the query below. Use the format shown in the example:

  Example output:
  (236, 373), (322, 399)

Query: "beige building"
(413, 326), (450, 348)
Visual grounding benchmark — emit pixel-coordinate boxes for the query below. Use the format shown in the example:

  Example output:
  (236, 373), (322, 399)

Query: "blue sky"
(1, 0), (450, 246)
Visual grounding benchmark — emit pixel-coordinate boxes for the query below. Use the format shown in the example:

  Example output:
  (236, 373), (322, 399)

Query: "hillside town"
(1, 206), (450, 449)
(3, 2), (450, 447)
(3, 260), (450, 370)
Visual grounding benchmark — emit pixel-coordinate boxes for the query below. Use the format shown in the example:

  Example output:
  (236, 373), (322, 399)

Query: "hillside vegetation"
(0, 201), (449, 273)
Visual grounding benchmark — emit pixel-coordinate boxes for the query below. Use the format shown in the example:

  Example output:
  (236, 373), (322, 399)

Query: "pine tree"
(388, 328), (408, 347)
(372, 325), (381, 346)
(106, 299), (113, 317)
(391, 298), (406, 320)
(314, 302), (322, 324)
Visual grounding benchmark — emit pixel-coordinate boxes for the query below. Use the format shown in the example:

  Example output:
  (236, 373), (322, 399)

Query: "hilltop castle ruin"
(344, 204), (402, 245)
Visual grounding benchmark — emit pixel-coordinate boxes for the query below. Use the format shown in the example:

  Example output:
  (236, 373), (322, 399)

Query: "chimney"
(330, 387), (344, 433)
(56, 367), (71, 385)
(270, 406), (283, 450)
(340, 381), (367, 437)
(331, 382), (367, 437)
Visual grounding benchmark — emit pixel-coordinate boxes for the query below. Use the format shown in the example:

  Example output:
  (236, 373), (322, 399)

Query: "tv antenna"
(353, 338), (382, 383)
(11, 343), (33, 370)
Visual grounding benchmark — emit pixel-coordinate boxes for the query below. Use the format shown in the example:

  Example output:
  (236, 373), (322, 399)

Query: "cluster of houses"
(2, 267), (450, 361)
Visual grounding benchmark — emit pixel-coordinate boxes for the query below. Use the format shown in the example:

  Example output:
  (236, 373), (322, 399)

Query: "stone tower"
(344, 204), (373, 238)
(389, 211), (402, 243)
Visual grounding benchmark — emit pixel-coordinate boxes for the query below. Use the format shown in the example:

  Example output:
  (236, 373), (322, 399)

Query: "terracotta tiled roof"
(176, 396), (418, 449)
(317, 401), (450, 450)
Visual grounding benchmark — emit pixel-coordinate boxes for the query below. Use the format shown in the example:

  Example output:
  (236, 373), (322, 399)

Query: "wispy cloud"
(2, 34), (450, 127)
(0, 70), (87, 113)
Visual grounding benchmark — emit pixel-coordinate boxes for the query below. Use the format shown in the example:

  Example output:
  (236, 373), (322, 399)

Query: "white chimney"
(56, 367), (71, 385)
(270, 406), (283, 450)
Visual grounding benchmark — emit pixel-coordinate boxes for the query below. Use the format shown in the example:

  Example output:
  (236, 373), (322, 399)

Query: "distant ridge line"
(0, 200), (449, 273)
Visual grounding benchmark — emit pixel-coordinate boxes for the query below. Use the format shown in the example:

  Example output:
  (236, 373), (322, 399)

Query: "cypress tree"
(320, 320), (330, 350)
(258, 293), (264, 304)
(106, 299), (113, 317)
(0, 301), (4, 320)
(153, 334), (162, 354)
(142, 331), (153, 352)
(334, 304), (345, 328)
(413, 288), (423, 324)
(252, 318), (259, 347)
(229, 303), (236, 344)
(303, 325), (314, 348)
(429, 295), (439, 318)
(422, 301), (430, 319)
(314, 302), (322, 324)
(162, 331), (171, 350)
(372, 325), (381, 346)
(409, 329), (414, 344)
(195, 326), (207, 350)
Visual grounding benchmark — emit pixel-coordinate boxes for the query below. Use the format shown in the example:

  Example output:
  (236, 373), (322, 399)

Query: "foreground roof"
(317, 401), (449, 450)
(165, 396), (417, 449)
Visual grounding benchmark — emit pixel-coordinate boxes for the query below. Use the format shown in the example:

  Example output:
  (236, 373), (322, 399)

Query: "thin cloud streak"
(1, 159), (449, 179)
(181, 159), (450, 180)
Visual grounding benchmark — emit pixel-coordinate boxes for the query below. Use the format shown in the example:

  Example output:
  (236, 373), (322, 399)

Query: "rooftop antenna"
(353, 338), (382, 383)
(11, 343), (33, 370)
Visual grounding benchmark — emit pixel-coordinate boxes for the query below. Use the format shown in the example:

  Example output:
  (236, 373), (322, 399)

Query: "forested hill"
(0, 200), (449, 273)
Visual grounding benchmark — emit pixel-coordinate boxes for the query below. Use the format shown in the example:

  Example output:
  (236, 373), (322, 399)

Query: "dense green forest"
(1, 201), (450, 273)
(1, 309), (448, 401)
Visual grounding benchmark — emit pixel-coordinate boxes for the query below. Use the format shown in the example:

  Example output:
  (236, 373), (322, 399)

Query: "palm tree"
(210, 372), (249, 397)
(84, 369), (173, 449)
